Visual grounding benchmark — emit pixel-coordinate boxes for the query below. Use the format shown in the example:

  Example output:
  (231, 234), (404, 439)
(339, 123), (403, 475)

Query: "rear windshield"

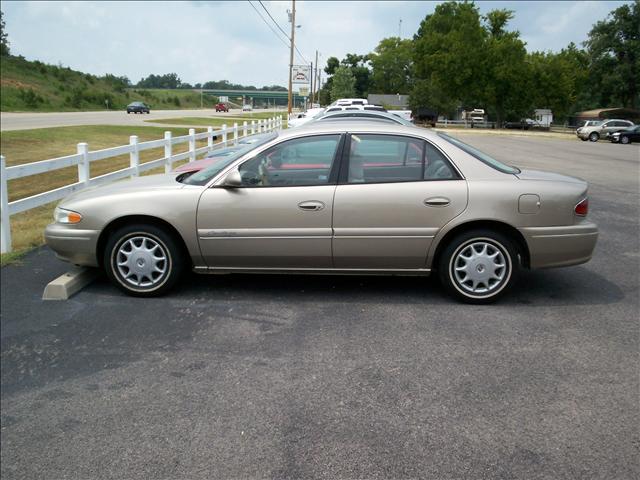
(437, 132), (520, 174)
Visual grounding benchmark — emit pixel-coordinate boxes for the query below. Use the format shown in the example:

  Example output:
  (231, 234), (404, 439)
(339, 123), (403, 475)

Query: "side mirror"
(222, 170), (242, 188)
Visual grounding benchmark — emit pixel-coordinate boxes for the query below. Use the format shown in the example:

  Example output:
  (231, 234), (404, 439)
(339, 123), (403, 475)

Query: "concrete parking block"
(42, 266), (100, 300)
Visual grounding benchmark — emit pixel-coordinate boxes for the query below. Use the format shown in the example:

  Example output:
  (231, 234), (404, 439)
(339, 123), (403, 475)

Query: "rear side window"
(346, 134), (459, 184)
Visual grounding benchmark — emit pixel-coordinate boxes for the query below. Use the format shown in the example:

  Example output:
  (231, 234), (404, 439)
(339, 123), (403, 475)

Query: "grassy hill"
(0, 55), (214, 112)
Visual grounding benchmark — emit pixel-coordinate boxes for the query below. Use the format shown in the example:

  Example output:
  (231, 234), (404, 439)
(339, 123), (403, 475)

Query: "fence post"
(251, 120), (256, 134)
(222, 124), (227, 146)
(243, 121), (248, 137)
(189, 128), (196, 162)
(129, 135), (139, 177)
(77, 142), (90, 185)
(164, 131), (172, 173)
(233, 123), (238, 145)
(0, 155), (11, 254)
(207, 126), (213, 150)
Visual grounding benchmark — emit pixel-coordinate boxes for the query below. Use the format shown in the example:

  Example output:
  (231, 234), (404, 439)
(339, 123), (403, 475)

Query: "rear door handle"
(298, 201), (325, 211)
(424, 197), (450, 207)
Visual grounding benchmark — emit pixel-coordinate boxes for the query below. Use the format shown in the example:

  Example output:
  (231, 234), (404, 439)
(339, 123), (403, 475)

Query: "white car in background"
(242, 104), (253, 112)
(288, 107), (325, 128)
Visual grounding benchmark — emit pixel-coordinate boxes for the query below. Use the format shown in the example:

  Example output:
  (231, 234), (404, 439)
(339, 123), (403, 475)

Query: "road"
(0, 108), (284, 131)
(1, 134), (638, 479)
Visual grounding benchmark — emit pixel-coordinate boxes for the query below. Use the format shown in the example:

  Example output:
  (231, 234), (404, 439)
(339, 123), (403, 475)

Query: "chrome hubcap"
(115, 236), (168, 288)
(453, 241), (508, 295)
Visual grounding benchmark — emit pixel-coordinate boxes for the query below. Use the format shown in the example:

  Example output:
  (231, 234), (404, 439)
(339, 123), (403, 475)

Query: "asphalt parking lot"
(1, 133), (638, 479)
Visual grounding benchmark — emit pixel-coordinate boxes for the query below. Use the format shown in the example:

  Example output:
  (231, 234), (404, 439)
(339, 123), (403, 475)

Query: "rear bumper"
(44, 223), (100, 267)
(520, 222), (598, 269)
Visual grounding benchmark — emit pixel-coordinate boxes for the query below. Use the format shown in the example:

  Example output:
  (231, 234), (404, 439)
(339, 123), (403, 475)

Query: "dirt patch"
(0, 78), (37, 89)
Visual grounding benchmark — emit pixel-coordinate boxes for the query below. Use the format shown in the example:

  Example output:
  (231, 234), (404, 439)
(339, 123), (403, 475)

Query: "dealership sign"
(292, 65), (311, 84)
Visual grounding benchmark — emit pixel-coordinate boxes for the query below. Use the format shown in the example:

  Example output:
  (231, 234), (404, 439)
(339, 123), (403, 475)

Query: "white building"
(534, 109), (553, 127)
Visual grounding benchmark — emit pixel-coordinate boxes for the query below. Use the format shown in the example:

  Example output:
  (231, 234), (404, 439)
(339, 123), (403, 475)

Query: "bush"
(173, 96), (181, 106)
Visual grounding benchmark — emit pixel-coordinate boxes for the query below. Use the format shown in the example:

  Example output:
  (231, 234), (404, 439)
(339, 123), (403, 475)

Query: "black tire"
(621, 135), (630, 145)
(438, 229), (520, 304)
(589, 132), (599, 142)
(103, 224), (185, 297)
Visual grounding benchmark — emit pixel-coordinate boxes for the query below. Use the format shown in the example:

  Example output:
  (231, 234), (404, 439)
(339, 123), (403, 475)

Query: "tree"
(330, 66), (356, 101)
(369, 37), (414, 94)
(1, 10), (9, 56)
(340, 53), (371, 97)
(137, 73), (182, 89)
(411, 1), (487, 116)
(324, 56), (340, 75)
(527, 44), (588, 121)
(584, 0), (639, 109)
(481, 9), (530, 124)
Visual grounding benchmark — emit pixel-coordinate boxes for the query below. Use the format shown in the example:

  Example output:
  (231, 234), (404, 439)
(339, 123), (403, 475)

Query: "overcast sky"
(2, 1), (631, 88)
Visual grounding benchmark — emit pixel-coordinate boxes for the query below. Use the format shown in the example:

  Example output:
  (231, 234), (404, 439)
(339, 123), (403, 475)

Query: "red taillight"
(575, 198), (589, 216)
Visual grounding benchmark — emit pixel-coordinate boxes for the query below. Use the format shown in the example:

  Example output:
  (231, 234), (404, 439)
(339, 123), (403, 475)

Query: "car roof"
(318, 110), (410, 123)
(281, 121), (432, 140)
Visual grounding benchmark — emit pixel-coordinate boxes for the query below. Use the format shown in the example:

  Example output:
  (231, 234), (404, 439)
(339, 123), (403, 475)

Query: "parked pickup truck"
(215, 103), (229, 112)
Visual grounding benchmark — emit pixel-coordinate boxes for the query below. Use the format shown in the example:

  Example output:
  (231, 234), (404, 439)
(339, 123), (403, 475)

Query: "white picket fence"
(0, 116), (283, 253)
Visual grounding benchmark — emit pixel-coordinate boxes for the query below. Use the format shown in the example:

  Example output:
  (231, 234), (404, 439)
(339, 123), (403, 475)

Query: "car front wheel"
(438, 230), (520, 304)
(104, 224), (185, 297)
(620, 135), (630, 144)
(589, 132), (599, 142)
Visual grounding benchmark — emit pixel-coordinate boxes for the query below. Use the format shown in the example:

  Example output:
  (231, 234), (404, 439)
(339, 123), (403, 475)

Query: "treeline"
(134, 73), (287, 91)
(320, 0), (639, 122)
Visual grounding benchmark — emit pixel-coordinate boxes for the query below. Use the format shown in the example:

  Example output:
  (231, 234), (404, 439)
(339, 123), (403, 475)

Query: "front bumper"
(44, 223), (100, 267)
(519, 222), (598, 269)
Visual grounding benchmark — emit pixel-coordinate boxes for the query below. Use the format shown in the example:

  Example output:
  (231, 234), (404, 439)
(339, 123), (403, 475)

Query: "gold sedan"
(45, 123), (598, 303)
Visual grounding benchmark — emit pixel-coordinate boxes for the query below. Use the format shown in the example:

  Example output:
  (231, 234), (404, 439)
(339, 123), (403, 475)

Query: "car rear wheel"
(621, 135), (630, 144)
(104, 224), (185, 297)
(438, 229), (520, 304)
(589, 132), (599, 142)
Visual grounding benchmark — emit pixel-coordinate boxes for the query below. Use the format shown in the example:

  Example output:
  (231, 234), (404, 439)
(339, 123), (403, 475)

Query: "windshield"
(183, 133), (278, 186)
(238, 131), (277, 145)
(437, 132), (520, 174)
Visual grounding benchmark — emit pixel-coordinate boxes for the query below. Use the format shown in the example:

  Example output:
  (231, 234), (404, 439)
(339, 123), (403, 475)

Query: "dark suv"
(126, 102), (150, 114)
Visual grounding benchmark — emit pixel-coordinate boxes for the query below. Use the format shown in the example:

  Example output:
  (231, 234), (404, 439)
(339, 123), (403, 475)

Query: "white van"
(330, 98), (369, 107)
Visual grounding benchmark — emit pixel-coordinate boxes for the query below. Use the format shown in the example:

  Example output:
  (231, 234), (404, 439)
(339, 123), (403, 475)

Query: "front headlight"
(54, 207), (83, 224)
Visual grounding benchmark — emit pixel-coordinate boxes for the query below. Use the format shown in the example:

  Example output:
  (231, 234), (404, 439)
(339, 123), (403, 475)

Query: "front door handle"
(424, 197), (450, 207)
(298, 201), (325, 211)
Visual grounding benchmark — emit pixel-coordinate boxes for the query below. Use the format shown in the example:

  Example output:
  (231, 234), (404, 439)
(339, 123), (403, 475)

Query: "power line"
(247, 0), (290, 49)
(258, 1), (290, 40)
(256, 0), (309, 65)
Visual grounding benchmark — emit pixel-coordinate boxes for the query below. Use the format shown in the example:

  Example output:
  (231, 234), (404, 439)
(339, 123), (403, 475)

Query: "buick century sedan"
(45, 123), (598, 303)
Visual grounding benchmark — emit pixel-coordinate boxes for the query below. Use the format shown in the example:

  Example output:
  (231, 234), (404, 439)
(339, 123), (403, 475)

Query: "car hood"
(515, 169), (586, 185)
(61, 174), (185, 204)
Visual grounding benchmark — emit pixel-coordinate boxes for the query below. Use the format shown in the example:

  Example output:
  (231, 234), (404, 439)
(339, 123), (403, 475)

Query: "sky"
(1, 1), (631, 88)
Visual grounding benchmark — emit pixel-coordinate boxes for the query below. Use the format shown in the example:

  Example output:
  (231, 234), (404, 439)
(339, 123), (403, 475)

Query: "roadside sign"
(292, 65), (311, 84)
(219, 96), (228, 102)
(299, 87), (309, 96)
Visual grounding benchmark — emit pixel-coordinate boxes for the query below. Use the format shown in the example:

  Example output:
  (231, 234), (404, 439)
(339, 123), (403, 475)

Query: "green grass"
(0, 124), (213, 263)
(0, 55), (214, 112)
(147, 112), (285, 127)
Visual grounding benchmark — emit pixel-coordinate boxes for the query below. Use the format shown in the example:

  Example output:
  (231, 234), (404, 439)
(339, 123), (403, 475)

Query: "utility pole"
(399, 18), (402, 38)
(287, 0), (296, 115)
(313, 49), (318, 105)
(309, 61), (313, 108)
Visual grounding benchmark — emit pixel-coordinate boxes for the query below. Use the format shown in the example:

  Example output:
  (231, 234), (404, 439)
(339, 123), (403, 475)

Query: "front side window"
(346, 134), (459, 184)
(238, 135), (341, 187)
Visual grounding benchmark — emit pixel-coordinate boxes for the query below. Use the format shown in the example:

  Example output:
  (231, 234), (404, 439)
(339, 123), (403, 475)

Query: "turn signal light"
(575, 198), (589, 216)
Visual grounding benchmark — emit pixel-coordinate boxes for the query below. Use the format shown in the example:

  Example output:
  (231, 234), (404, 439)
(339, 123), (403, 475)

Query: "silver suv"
(576, 119), (634, 142)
